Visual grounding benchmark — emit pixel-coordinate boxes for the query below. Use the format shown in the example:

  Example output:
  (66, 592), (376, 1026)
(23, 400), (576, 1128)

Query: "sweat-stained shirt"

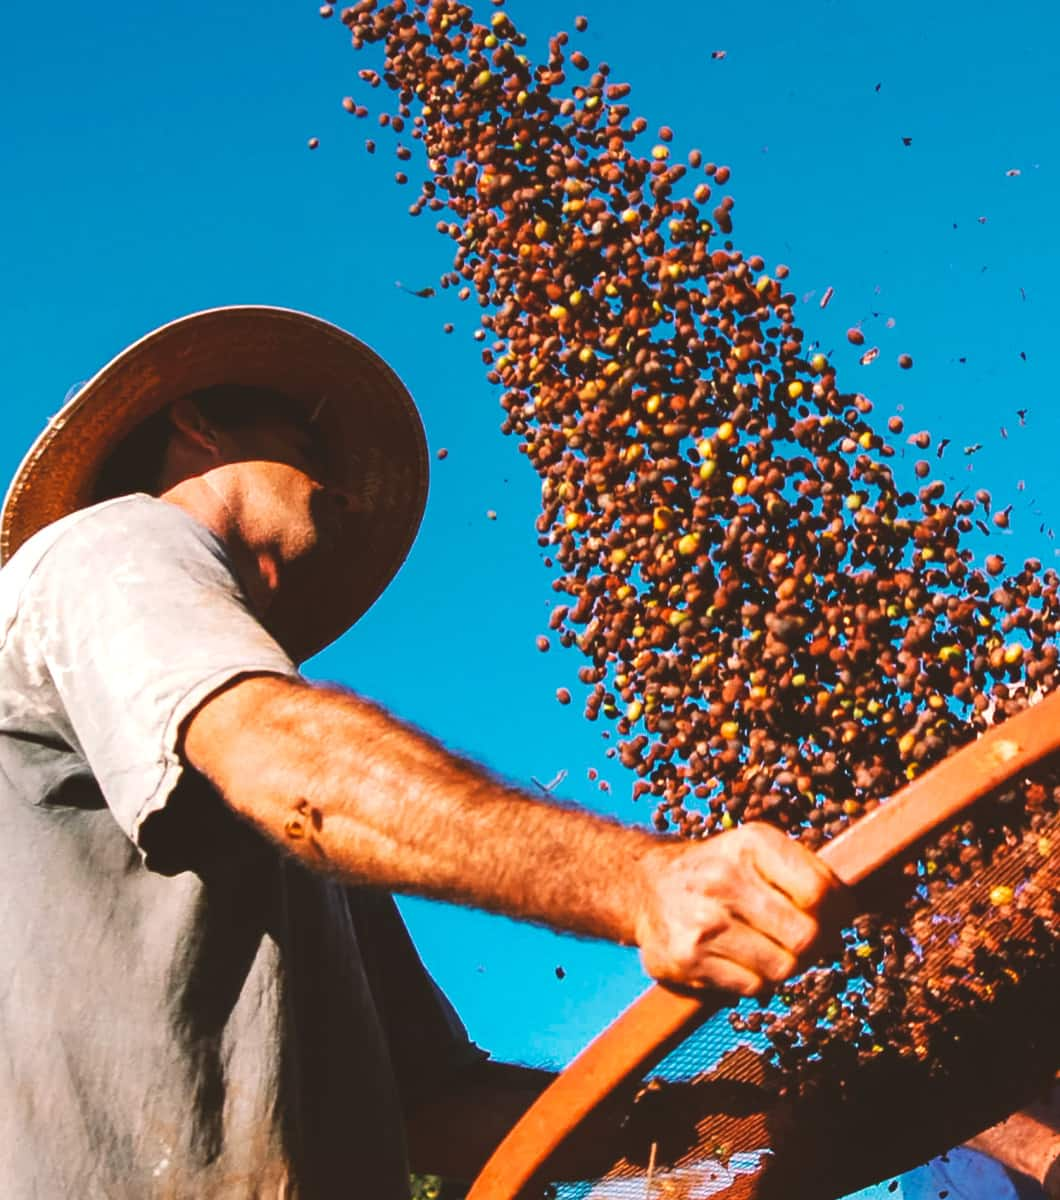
(0, 494), (483, 1199)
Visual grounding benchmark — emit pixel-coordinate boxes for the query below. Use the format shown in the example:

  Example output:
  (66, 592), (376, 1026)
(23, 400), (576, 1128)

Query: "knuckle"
(801, 860), (830, 895)
(664, 907), (732, 976)
(731, 822), (760, 850)
(725, 832), (759, 874)
(723, 822), (754, 850)
(739, 821), (782, 865)
(735, 971), (764, 998)
(692, 850), (731, 894)
(655, 922), (705, 976)
(671, 931), (702, 973)
(765, 949), (800, 985)
(640, 949), (676, 987)
(791, 920), (820, 958)
(743, 821), (777, 849)
(808, 881), (832, 913)
(697, 896), (732, 939)
(704, 862), (734, 899)
(802, 879), (833, 919)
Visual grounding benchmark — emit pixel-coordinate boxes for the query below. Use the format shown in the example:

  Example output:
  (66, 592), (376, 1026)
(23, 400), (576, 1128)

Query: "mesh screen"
(526, 762), (1060, 1200)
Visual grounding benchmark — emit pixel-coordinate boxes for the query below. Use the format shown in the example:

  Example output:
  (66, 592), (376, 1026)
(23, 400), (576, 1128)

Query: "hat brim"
(1, 305), (429, 663)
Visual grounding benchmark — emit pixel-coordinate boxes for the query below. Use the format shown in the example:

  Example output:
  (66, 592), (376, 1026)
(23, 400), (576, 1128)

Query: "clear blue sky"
(3, 2), (1056, 1196)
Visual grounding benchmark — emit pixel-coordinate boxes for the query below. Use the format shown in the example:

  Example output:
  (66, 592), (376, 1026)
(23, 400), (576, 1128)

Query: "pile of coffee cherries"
(328, 0), (1060, 1089)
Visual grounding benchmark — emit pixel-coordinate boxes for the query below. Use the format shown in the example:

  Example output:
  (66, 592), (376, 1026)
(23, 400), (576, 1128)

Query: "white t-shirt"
(0, 495), (480, 1199)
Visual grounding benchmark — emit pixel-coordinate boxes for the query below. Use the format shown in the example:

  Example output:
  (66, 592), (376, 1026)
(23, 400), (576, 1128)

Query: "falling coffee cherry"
(335, 0), (1060, 1096)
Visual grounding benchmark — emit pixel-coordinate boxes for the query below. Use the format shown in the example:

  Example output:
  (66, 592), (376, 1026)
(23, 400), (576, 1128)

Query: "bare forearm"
(965, 1083), (1060, 1193)
(186, 675), (658, 944)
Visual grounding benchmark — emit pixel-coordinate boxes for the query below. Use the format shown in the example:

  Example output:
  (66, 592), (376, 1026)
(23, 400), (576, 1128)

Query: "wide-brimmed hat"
(0, 305), (429, 662)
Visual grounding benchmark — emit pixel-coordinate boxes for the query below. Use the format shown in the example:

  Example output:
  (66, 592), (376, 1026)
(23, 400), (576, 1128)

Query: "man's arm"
(182, 673), (845, 993)
(965, 1081), (1060, 1197)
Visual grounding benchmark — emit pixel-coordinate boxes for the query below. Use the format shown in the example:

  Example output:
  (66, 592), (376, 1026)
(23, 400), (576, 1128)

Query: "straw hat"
(0, 305), (429, 663)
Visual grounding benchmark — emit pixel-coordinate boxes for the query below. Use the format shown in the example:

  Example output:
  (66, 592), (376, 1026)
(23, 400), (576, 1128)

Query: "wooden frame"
(467, 689), (1060, 1200)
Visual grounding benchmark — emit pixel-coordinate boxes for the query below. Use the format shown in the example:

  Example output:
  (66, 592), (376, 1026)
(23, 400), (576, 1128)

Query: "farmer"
(0, 305), (849, 1198)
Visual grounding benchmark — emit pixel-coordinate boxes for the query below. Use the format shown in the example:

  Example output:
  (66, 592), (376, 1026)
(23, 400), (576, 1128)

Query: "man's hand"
(634, 823), (846, 994)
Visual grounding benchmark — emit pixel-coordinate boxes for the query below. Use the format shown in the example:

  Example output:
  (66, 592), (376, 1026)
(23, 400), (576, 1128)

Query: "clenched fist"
(633, 822), (848, 995)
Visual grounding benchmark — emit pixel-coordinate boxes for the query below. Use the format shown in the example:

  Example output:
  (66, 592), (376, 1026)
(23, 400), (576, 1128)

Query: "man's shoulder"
(4, 495), (224, 582)
(32, 493), (210, 548)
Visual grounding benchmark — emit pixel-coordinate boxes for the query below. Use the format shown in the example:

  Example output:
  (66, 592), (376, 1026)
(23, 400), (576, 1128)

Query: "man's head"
(2, 306), (429, 661)
(94, 385), (354, 613)
(95, 385), (331, 499)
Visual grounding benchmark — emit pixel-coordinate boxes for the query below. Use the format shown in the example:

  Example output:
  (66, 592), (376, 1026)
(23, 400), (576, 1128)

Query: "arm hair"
(183, 674), (662, 945)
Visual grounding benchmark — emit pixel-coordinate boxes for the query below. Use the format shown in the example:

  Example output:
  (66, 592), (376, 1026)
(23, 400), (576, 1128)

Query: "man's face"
(209, 405), (352, 575)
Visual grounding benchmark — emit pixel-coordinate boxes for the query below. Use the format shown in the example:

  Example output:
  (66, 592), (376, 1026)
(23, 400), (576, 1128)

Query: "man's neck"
(156, 478), (277, 619)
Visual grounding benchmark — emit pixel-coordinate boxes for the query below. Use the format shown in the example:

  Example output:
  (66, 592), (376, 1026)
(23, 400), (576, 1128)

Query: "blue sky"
(3, 2), (1056, 1195)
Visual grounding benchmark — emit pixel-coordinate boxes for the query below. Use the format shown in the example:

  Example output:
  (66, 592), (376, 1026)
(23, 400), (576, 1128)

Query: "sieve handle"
(466, 688), (1060, 1200)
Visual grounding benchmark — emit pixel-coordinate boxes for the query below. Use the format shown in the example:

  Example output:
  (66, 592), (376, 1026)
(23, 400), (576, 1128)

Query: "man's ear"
(168, 397), (221, 456)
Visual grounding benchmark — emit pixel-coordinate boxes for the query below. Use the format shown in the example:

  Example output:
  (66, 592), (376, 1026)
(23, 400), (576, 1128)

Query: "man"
(0, 305), (846, 1198)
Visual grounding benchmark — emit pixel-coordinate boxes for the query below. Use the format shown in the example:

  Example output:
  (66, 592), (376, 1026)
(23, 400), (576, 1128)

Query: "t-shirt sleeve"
(20, 497), (300, 863)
